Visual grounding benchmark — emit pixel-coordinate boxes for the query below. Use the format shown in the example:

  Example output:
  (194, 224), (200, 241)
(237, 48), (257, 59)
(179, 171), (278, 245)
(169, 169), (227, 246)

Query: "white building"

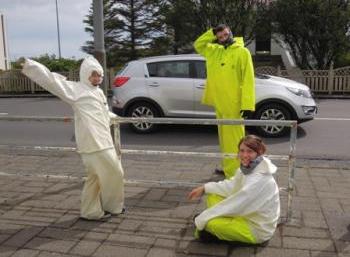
(244, 0), (296, 70)
(0, 13), (10, 70)
(246, 35), (296, 69)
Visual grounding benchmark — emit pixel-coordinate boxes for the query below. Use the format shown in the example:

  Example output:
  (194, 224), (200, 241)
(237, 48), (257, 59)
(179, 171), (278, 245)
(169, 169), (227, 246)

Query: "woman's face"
(238, 143), (258, 167)
(88, 72), (103, 86)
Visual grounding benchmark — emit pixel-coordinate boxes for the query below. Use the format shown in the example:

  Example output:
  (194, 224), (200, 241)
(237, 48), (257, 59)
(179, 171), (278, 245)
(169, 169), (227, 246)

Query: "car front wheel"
(253, 103), (292, 137)
(127, 102), (160, 133)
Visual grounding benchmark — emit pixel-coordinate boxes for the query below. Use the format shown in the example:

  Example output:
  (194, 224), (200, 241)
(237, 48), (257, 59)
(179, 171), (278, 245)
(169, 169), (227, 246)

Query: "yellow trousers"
(195, 194), (256, 243)
(80, 148), (124, 219)
(216, 110), (245, 178)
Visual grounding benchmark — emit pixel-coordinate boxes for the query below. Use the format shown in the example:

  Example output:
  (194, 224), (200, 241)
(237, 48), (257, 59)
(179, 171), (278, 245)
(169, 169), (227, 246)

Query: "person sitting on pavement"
(187, 135), (280, 244)
(21, 56), (125, 221)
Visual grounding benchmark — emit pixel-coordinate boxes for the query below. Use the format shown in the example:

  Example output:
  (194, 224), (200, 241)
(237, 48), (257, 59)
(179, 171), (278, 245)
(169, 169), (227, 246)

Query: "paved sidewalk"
(0, 148), (349, 257)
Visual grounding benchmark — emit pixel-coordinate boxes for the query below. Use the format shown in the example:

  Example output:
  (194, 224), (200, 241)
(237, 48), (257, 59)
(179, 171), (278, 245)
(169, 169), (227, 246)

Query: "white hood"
(79, 56), (104, 86)
(255, 157), (277, 175)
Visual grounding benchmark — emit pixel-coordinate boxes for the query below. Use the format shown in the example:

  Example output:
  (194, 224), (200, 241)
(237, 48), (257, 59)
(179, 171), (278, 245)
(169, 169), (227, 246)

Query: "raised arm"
(194, 29), (217, 57)
(22, 58), (77, 105)
(203, 173), (241, 197)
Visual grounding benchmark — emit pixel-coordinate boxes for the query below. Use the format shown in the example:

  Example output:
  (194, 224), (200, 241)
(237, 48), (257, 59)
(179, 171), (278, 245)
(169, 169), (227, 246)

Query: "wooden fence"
(255, 66), (350, 95)
(0, 68), (117, 94)
(1, 66), (349, 95)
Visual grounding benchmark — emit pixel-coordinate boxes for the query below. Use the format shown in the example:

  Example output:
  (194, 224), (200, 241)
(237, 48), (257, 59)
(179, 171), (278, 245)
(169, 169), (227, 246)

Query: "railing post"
(286, 121), (297, 224)
(112, 117), (122, 159)
(328, 63), (334, 95)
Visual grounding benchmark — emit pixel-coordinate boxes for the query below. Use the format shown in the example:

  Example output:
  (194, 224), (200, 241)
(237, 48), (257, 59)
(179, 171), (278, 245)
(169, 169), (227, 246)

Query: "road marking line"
(0, 113), (8, 115)
(315, 117), (350, 121)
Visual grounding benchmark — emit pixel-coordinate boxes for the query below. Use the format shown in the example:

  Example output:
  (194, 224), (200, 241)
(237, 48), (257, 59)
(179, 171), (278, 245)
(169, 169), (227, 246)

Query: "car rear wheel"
(127, 102), (160, 133)
(253, 103), (291, 137)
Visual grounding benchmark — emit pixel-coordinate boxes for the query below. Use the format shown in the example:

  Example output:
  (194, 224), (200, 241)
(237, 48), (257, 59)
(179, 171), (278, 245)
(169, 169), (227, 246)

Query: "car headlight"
(286, 87), (313, 98)
(302, 106), (317, 115)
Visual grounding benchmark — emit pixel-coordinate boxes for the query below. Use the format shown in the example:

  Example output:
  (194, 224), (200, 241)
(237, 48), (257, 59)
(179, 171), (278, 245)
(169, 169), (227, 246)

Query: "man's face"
(216, 27), (231, 44)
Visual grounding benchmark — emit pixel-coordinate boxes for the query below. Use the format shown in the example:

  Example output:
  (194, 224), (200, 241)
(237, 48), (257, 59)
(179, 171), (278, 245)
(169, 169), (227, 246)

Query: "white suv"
(111, 54), (317, 137)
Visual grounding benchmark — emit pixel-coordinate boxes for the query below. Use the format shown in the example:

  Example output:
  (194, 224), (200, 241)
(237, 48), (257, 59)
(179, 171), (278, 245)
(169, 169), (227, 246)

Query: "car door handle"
(196, 84), (205, 89)
(148, 82), (159, 87)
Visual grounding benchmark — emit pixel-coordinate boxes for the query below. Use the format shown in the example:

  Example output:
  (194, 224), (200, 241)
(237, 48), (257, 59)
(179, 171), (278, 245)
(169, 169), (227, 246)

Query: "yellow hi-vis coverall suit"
(22, 57), (124, 220)
(194, 29), (255, 178)
(194, 157), (280, 243)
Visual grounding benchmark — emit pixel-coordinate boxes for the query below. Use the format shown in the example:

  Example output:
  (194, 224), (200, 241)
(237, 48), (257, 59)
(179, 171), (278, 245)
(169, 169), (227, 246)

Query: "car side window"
(147, 61), (190, 78)
(147, 63), (157, 77)
(194, 61), (206, 79)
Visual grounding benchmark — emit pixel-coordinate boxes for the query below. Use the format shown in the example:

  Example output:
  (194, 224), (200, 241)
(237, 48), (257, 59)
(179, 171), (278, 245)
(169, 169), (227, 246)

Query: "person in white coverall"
(188, 135), (280, 244)
(22, 56), (124, 221)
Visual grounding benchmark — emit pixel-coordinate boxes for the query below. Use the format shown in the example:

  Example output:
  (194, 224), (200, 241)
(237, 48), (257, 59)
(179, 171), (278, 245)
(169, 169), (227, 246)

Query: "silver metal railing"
(111, 117), (297, 224)
(0, 115), (297, 223)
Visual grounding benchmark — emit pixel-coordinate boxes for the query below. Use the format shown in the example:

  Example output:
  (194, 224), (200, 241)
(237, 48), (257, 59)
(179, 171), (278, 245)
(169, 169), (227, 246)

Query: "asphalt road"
(0, 97), (350, 160)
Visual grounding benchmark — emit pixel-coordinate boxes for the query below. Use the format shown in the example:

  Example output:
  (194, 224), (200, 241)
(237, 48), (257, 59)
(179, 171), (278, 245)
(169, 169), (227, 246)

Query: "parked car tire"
(127, 101), (160, 133)
(253, 103), (292, 137)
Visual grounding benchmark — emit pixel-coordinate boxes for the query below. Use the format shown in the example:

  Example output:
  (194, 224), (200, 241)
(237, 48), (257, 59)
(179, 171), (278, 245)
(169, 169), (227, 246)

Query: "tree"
(117, 0), (163, 60)
(192, 0), (269, 45)
(82, 0), (272, 64)
(82, 0), (163, 66)
(152, 0), (270, 54)
(335, 51), (350, 68)
(271, 0), (350, 69)
(82, 0), (124, 67)
(12, 54), (81, 72)
(155, 0), (198, 54)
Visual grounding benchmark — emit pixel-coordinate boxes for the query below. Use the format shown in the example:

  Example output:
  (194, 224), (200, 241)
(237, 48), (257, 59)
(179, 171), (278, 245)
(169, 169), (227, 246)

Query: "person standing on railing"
(21, 56), (125, 221)
(194, 24), (255, 178)
(188, 135), (280, 244)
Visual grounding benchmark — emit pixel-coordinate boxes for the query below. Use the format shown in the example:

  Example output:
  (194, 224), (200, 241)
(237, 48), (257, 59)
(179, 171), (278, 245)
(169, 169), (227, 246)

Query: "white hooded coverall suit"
(195, 157), (280, 243)
(22, 57), (124, 220)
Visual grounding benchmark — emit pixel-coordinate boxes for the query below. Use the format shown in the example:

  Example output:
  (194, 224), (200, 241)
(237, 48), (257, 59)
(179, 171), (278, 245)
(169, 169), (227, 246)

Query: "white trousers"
(80, 148), (124, 219)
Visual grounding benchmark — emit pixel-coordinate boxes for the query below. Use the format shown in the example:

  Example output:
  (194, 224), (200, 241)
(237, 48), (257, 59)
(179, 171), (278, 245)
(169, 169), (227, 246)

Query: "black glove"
(240, 110), (253, 119)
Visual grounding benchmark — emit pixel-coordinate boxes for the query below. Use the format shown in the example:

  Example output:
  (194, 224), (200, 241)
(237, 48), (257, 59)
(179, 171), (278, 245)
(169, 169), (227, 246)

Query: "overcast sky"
(1, 0), (92, 60)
